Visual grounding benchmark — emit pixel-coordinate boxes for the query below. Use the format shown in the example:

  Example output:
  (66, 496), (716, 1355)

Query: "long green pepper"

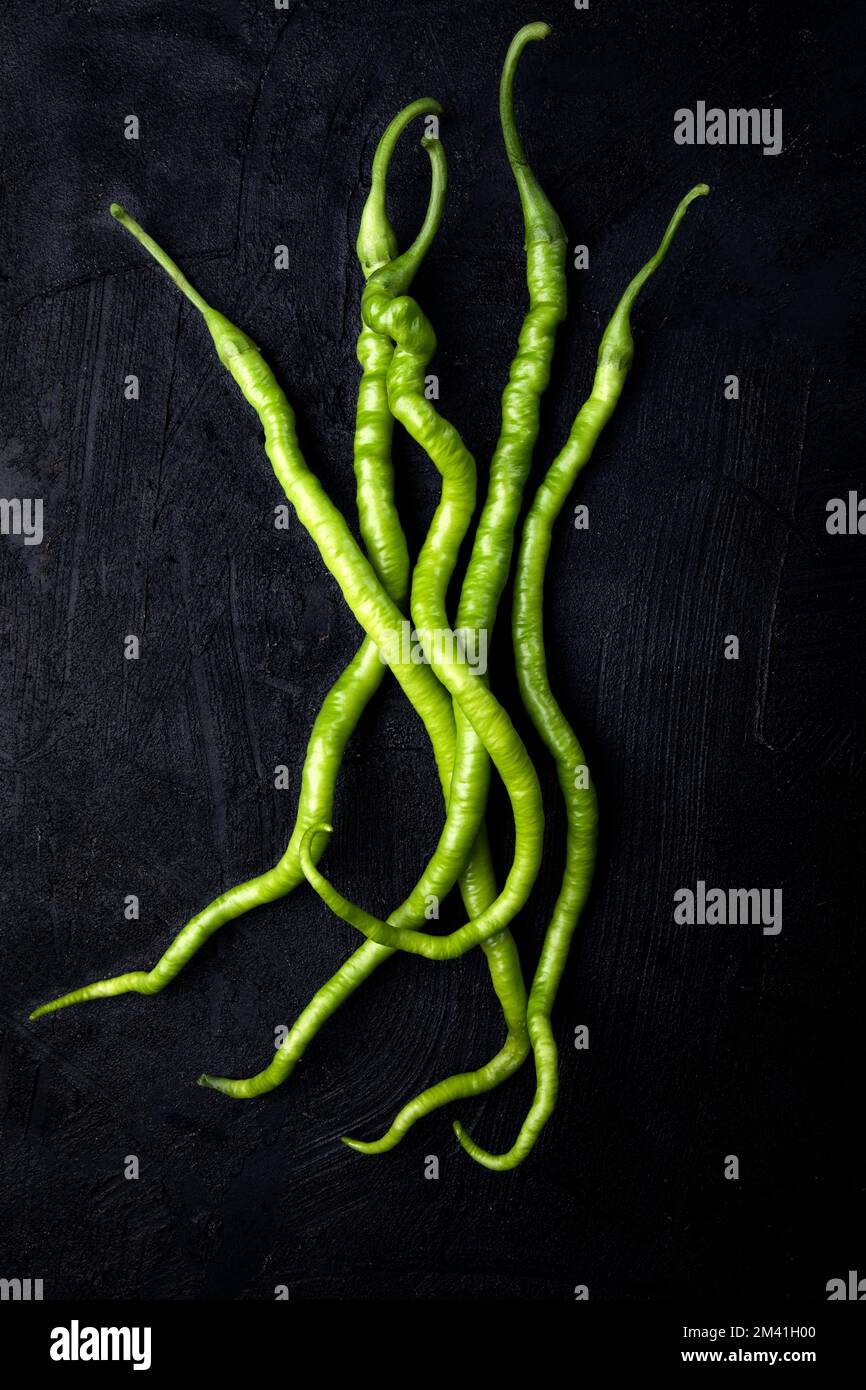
(35, 134), (522, 1082)
(130, 174), (543, 961)
(343, 22), (568, 1152)
(454, 183), (710, 1168)
(203, 138), (528, 1098)
(29, 100), (447, 1022)
(28, 22), (713, 1173)
(201, 27), (562, 1103)
(203, 116), (550, 1094)
(71, 150), (544, 1086)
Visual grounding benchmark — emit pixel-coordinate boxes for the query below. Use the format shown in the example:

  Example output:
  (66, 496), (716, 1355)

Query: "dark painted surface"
(0, 0), (863, 1300)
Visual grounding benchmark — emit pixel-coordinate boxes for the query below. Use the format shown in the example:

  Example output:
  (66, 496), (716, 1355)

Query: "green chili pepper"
(179, 138), (542, 964)
(340, 21), (567, 1153)
(197, 23), (565, 1100)
(199, 127), (547, 1095)
(294, 29), (575, 966)
(29, 101), (446, 1022)
(124, 158), (545, 957)
(31, 110), (527, 1103)
(56, 151), (541, 1087)
(454, 183), (710, 1169)
(27, 24), (712, 1180)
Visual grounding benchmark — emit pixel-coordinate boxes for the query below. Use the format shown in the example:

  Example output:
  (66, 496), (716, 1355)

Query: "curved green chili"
(115, 155), (545, 952)
(290, 24), (573, 971)
(29, 101), (447, 1022)
(114, 150), (546, 983)
(341, 21), (568, 1152)
(27, 22), (712, 1180)
(200, 25), (564, 1099)
(202, 129), (556, 1094)
(57, 155), (542, 1077)
(454, 183), (710, 1169)
(296, 161), (559, 960)
(175, 139), (543, 961)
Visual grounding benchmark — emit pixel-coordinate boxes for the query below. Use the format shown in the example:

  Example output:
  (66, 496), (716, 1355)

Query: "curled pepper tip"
(30, 993), (76, 1019)
(681, 183), (710, 208)
(299, 822), (334, 879)
(342, 1133), (390, 1154)
(304, 820), (333, 836)
(340, 1135), (367, 1152)
(516, 21), (551, 45)
(452, 1119), (509, 1169)
(452, 1119), (481, 1153)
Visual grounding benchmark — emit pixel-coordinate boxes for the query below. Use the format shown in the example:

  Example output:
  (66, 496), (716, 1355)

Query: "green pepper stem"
(373, 134), (447, 297)
(110, 204), (212, 318)
(499, 23), (564, 246)
(599, 183), (710, 373)
(356, 98), (443, 278)
(110, 203), (257, 374)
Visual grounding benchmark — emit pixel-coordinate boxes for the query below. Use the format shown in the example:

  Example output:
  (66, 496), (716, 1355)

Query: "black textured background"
(1, 0), (863, 1302)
